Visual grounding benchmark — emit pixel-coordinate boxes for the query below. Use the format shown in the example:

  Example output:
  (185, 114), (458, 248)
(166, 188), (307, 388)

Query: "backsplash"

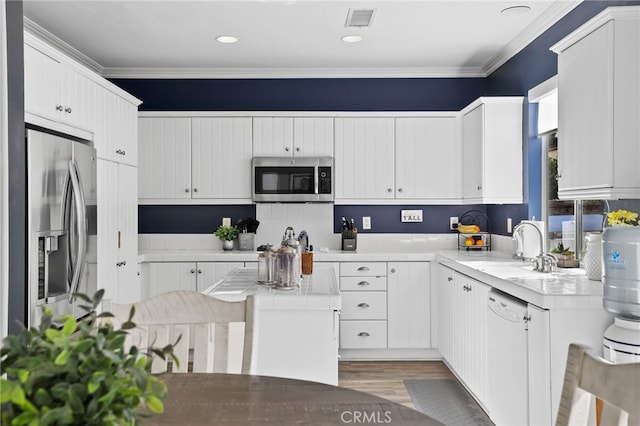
(138, 203), (530, 239)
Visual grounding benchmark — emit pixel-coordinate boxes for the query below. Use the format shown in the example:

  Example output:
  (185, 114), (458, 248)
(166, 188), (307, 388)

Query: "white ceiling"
(23, 0), (582, 78)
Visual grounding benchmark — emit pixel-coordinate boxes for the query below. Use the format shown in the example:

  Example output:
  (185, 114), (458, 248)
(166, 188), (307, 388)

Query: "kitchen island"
(202, 265), (341, 386)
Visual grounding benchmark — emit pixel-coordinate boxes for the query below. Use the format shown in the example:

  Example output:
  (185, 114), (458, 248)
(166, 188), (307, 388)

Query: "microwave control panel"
(318, 167), (332, 194)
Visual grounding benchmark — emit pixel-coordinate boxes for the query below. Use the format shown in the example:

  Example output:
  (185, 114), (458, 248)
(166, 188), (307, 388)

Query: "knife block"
(341, 229), (357, 251)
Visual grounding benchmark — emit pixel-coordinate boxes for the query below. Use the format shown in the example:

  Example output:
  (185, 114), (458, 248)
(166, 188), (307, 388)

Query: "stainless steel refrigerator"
(27, 128), (98, 326)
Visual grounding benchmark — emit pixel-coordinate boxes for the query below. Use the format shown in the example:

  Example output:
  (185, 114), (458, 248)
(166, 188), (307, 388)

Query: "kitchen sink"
(458, 260), (584, 280)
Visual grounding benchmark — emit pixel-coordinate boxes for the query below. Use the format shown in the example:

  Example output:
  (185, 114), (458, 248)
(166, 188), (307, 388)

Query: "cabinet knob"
(357, 332), (370, 337)
(357, 302), (370, 308)
(193, 188), (198, 192)
(121, 261), (126, 266)
(197, 269), (202, 274)
(357, 281), (370, 286)
(295, 147), (301, 152)
(390, 268), (396, 273)
(556, 174), (562, 180)
(285, 147), (290, 152)
(190, 269), (196, 274)
(357, 266), (370, 272)
(56, 105), (63, 111)
(121, 150), (126, 156)
(387, 188), (393, 193)
(447, 276), (453, 282)
(397, 188), (403, 193)
(185, 188), (190, 193)
(64, 107), (72, 113)
(477, 185), (482, 191)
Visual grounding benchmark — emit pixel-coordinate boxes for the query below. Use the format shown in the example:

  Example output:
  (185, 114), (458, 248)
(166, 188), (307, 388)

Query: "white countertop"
(201, 265), (341, 311)
(140, 247), (605, 310)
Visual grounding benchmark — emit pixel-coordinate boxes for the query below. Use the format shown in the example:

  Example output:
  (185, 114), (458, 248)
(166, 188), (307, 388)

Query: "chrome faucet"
(513, 221), (557, 273)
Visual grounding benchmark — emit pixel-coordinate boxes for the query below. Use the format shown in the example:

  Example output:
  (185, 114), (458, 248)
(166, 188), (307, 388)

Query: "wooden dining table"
(144, 373), (443, 425)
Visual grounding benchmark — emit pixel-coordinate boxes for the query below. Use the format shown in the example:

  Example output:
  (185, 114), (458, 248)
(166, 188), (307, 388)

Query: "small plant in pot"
(0, 290), (177, 425)
(214, 225), (239, 251)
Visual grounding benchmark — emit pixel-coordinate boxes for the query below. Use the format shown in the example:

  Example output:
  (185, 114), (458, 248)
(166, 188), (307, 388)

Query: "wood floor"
(338, 360), (455, 409)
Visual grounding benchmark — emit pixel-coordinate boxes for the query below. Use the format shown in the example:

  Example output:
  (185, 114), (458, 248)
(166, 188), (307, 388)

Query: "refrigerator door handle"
(67, 159), (88, 303)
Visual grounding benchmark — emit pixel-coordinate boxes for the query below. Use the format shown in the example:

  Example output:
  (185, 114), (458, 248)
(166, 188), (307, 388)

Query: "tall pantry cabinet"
(24, 31), (141, 305)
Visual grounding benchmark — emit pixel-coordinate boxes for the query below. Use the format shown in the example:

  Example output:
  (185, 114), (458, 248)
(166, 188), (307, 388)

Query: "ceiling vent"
(345, 8), (376, 28)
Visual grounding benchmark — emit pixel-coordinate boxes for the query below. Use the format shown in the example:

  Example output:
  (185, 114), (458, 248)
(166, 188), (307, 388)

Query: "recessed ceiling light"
(216, 36), (238, 44)
(342, 35), (363, 43)
(500, 5), (531, 16)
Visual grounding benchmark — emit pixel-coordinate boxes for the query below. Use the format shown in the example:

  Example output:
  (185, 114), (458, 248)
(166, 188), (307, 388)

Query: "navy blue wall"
(138, 205), (255, 234)
(113, 1), (640, 237)
(112, 78), (488, 112)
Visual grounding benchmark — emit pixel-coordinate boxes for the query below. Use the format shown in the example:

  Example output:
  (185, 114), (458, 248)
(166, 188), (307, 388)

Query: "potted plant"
(550, 242), (578, 268)
(214, 225), (239, 251)
(0, 290), (176, 425)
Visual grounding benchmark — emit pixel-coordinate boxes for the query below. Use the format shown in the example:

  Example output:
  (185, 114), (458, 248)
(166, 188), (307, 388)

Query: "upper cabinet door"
(252, 117), (294, 156)
(461, 105), (484, 200)
(138, 117), (192, 199)
(395, 116), (461, 200)
(292, 117), (334, 157)
(191, 117), (253, 200)
(24, 43), (63, 123)
(334, 117), (395, 200)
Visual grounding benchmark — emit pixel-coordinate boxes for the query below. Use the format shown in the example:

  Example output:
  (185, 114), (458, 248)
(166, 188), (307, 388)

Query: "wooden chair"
(556, 343), (640, 426)
(111, 291), (255, 375)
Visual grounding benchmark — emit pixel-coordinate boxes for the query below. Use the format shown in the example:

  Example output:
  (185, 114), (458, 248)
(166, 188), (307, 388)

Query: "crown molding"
(23, 17), (104, 74)
(550, 5), (640, 53)
(482, 0), (583, 76)
(101, 66), (486, 79)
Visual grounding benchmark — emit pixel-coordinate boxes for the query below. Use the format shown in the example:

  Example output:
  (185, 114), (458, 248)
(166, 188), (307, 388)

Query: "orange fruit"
(465, 238), (474, 246)
(475, 240), (484, 246)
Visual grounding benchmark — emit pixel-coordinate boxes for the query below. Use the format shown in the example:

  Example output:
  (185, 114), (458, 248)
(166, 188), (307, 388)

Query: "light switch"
(222, 217), (231, 227)
(362, 216), (372, 230)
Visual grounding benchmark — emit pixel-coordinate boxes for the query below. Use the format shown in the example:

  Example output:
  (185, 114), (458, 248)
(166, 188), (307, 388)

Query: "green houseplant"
(214, 225), (239, 251)
(0, 290), (177, 426)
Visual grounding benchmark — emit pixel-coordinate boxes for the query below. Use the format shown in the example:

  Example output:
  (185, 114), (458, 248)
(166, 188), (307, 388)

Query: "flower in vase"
(606, 209), (638, 226)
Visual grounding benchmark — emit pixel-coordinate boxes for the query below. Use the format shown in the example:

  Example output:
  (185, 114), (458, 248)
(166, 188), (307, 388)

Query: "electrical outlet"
(401, 209), (423, 223)
(222, 217), (231, 227)
(450, 217), (459, 231)
(507, 217), (513, 233)
(362, 216), (371, 230)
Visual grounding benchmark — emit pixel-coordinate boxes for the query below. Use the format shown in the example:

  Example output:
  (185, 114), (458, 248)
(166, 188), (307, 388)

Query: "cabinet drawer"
(340, 321), (387, 349)
(340, 276), (387, 291)
(340, 262), (387, 277)
(341, 292), (387, 320)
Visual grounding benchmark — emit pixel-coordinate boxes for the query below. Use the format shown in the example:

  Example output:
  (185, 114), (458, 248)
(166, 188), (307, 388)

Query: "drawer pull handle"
(357, 332), (370, 337)
(357, 281), (370, 286)
(357, 266), (370, 272)
(357, 303), (370, 308)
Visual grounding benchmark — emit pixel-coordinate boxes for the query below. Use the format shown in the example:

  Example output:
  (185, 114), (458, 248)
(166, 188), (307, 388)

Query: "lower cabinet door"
(340, 321), (387, 349)
(145, 262), (197, 298)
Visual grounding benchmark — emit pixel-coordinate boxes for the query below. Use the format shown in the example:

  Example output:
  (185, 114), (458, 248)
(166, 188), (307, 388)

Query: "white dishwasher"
(487, 289), (529, 426)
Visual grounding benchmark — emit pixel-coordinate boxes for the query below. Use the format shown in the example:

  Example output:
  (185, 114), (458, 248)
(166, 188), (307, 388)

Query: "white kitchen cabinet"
(387, 262), (431, 349)
(252, 117), (333, 157)
(24, 40), (95, 133)
(527, 304), (552, 426)
(339, 262), (388, 349)
(191, 117), (252, 199)
(461, 97), (523, 204)
(97, 161), (140, 304)
(94, 86), (139, 166)
(138, 115), (252, 203)
(395, 117), (461, 200)
(334, 117), (396, 200)
(335, 116), (461, 203)
(142, 262), (244, 298)
(437, 264), (489, 409)
(138, 117), (191, 199)
(551, 7), (640, 199)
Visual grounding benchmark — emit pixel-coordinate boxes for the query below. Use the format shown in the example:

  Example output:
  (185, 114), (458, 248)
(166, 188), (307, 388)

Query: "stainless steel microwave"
(252, 156), (333, 202)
